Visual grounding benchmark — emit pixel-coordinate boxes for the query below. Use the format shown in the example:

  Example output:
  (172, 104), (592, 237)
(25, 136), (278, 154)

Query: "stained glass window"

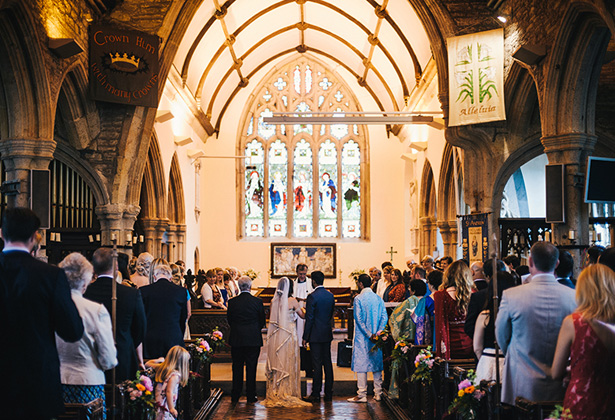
(342, 140), (361, 238)
(239, 56), (367, 239)
(258, 108), (275, 139)
(244, 140), (264, 237)
(318, 140), (338, 237)
(293, 140), (313, 237)
(268, 140), (287, 237)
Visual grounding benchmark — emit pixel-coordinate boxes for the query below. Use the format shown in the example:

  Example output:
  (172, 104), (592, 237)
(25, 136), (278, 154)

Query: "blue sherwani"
(351, 287), (388, 372)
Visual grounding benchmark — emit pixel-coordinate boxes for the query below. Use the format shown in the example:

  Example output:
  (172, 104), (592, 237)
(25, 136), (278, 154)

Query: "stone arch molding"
(0, 4), (53, 140)
(419, 159), (437, 258)
(542, 3), (612, 138)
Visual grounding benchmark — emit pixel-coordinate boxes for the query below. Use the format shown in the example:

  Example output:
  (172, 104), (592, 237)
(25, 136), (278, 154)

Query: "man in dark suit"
(302, 270), (335, 402)
(139, 262), (187, 359)
(465, 258), (506, 339)
(84, 247), (147, 382)
(0, 208), (83, 419)
(227, 276), (266, 404)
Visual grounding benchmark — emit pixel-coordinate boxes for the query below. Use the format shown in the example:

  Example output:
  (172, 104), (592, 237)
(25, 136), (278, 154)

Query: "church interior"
(2, 0), (615, 281)
(2, 0), (615, 418)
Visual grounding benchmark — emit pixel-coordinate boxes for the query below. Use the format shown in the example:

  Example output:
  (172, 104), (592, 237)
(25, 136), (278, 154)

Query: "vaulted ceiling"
(172, 0), (434, 132)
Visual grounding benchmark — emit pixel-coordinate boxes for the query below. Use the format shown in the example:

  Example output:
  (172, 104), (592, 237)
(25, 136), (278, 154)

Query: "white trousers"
(357, 371), (383, 398)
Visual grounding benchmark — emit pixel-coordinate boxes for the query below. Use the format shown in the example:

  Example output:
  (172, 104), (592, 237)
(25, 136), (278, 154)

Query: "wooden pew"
(405, 345), (433, 420)
(188, 309), (231, 362)
(432, 358), (476, 419)
(515, 397), (562, 420)
(57, 398), (104, 420)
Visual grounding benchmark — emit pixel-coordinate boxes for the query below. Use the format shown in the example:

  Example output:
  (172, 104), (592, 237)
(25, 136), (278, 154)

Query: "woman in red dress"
(386, 269), (407, 303)
(552, 264), (615, 419)
(433, 260), (474, 359)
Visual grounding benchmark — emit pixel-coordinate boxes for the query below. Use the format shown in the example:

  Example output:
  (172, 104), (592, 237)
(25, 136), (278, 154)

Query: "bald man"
(470, 261), (487, 291)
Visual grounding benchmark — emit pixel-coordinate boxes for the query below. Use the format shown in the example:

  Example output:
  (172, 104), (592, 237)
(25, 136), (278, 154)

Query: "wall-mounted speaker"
(30, 170), (50, 229)
(546, 164), (565, 223)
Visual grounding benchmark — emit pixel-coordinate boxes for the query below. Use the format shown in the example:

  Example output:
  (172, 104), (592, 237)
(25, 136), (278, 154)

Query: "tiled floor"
(213, 396), (394, 419)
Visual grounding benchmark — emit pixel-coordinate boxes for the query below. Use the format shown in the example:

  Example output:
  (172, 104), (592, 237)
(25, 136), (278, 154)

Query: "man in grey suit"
(496, 241), (576, 405)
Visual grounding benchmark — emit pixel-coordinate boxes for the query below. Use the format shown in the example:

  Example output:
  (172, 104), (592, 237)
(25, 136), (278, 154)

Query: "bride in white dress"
(261, 277), (311, 407)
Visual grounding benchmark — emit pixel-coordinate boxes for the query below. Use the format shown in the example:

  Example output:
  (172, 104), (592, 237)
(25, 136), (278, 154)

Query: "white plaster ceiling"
(173, 0), (433, 131)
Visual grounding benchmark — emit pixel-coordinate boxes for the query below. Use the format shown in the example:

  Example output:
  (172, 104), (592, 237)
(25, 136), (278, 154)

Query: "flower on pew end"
(119, 371), (156, 416)
(140, 375), (153, 392)
(547, 405), (573, 420)
(448, 370), (483, 419)
(410, 346), (435, 384)
(458, 379), (472, 390)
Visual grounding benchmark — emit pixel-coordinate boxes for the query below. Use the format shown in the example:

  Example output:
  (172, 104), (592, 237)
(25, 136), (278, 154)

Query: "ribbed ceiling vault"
(173, 0), (433, 132)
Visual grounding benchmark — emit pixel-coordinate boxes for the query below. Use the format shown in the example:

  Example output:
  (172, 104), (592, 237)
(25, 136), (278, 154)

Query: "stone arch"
(437, 143), (463, 258)
(543, 3), (611, 137)
(55, 63), (100, 151)
(0, 4), (52, 140)
(166, 153), (186, 262)
(137, 133), (168, 256)
(168, 153), (185, 224)
(53, 142), (109, 207)
(491, 134), (545, 223)
(419, 160), (437, 258)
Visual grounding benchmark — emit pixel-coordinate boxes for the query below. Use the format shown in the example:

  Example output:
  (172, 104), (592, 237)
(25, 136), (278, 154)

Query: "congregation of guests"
(3, 206), (615, 419)
(357, 243), (615, 419)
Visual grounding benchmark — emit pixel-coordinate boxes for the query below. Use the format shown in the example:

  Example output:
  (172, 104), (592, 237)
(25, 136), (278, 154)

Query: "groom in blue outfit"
(302, 270), (335, 402)
(348, 274), (388, 402)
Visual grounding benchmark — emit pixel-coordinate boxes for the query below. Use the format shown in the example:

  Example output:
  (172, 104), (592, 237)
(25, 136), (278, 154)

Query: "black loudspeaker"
(336, 339), (353, 367)
(546, 164), (565, 223)
(30, 169), (50, 229)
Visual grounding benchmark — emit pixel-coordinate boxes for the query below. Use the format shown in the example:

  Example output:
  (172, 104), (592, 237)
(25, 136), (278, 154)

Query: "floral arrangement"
(119, 370), (155, 418)
(243, 268), (259, 281)
(187, 327), (227, 364)
(208, 326), (226, 350)
(410, 346), (434, 384)
(188, 338), (214, 364)
(447, 370), (485, 420)
(370, 327), (390, 353)
(546, 405), (573, 420)
(390, 336), (412, 367)
(349, 268), (366, 280)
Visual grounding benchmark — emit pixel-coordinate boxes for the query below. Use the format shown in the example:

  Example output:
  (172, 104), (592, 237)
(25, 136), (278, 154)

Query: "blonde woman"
(552, 264), (615, 418)
(376, 265), (393, 300)
(433, 260), (474, 359)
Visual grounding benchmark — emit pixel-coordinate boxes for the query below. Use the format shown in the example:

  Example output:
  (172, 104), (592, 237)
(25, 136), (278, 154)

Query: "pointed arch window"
(240, 56), (368, 239)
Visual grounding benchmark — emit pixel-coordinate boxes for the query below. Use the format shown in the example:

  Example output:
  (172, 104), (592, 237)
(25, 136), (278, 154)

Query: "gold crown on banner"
(109, 52), (140, 68)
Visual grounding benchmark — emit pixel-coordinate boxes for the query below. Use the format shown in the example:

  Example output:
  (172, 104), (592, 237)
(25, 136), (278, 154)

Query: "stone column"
(166, 225), (177, 262)
(141, 218), (158, 256)
(542, 133), (596, 270)
(419, 216), (437, 258)
(0, 139), (56, 208)
(156, 218), (169, 259)
(176, 224), (186, 263)
(438, 220), (458, 259)
(95, 204), (141, 251)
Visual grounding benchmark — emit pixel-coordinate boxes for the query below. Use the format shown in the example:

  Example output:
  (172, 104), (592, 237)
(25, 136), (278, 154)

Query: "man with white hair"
(139, 261), (188, 359)
(227, 276), (266, 404)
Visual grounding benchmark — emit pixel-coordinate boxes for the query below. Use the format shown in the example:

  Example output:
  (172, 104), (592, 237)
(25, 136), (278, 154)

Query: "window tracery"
(240, 56), (367, 239)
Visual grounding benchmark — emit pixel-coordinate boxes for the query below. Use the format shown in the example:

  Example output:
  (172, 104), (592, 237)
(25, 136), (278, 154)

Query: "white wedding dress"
(261, 278), (310, 408)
